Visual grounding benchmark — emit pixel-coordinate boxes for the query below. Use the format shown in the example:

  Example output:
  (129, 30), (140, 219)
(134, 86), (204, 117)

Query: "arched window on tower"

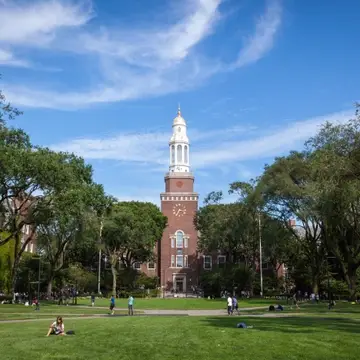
(184, 145), (188, 163)
(171, 145), (175, 164)
(176, 230), (184, 248)
(177, 145), (182, 163)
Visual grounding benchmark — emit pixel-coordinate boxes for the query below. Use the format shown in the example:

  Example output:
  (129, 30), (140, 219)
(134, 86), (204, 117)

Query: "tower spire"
(169, 106), (190, 173)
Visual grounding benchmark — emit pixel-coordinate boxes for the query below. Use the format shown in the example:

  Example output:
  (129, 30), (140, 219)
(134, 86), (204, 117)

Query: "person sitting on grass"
(46, 316), (65, 336)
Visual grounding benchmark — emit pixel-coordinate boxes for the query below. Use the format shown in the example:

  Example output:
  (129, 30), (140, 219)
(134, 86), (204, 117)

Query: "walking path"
(75, 305), (268, 316)
(0, 306), (300, 324)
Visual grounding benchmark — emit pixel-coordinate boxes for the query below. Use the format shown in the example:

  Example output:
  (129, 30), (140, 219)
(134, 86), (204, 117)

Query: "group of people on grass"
(46, 294), (136, 337)
(109, 294), (135, 316)
(226, 294), (240, 315)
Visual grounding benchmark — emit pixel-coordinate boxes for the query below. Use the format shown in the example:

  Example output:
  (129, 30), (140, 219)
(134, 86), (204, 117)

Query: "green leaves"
(103, 201), (167, 267)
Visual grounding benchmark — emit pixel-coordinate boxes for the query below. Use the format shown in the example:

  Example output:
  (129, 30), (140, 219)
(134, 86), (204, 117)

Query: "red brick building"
(158, 107), (199, 292)
(136, 108), (286, 293)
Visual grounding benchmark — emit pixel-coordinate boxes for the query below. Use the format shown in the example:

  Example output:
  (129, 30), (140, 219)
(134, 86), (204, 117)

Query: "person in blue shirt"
(232, 296), (239, 315)
(128, 295), (134, 316)
(109, 295), (115, 315)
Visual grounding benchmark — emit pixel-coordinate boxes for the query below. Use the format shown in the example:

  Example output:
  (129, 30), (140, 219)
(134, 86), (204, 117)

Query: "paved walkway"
(75, 305), (269, 316)
(0, 306), (276, 324)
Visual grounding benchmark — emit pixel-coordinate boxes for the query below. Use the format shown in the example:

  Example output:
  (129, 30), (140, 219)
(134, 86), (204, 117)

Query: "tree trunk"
(347, 271), (357, 301)
(111, 264), (117, 296)
(47, 276), (54, 297)
(10, 254), (21, 301)
(311, 277), (319, 294)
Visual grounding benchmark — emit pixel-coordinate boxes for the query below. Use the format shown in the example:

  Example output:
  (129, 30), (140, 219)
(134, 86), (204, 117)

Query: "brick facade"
(159, 173), (199, 291)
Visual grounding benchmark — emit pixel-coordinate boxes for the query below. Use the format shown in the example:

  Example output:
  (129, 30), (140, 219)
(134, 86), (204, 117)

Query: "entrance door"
(175, 279), (184, 293)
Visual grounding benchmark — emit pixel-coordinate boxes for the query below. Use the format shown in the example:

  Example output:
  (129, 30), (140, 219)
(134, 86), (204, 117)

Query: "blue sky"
(1, 0), (359, 205)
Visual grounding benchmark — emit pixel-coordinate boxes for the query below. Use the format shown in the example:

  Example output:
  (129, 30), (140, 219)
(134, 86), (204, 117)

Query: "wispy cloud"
(50, 109), (353, 169)
(0, 49), (30, 68)
(0, 0), (93, 46)
(2, 0), (283, 109)
(231, 0), (282, 69)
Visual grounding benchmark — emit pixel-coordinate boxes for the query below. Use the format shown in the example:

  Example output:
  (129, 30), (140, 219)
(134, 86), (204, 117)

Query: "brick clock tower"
(159, 107), (199, 293)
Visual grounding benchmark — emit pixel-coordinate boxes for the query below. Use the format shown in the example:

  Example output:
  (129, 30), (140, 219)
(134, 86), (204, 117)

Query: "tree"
(102, 201), (167, 295)
(195, 201), (258, 266)
(0, 77), (22, 126)
(1, 140), (100, 296)
(307, 110), (360, 300)
(257, 152), (328, 293)
(36, 183), (106, 296)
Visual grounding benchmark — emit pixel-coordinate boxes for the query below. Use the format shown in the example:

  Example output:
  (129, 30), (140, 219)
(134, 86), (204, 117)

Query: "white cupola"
(169, 106), (190, 173)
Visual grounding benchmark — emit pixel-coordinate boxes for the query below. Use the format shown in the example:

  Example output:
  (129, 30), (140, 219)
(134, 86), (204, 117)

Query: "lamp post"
(37, 256), (41, 301)
(258, 212), (263, 297)
(327, 256), (336, 307)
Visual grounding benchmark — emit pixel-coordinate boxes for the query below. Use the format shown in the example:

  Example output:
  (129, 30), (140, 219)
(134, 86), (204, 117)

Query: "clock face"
(173, 203), (186, 217)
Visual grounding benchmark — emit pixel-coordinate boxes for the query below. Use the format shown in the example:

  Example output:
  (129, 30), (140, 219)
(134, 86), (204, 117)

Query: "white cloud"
(231, 0), (282, 69)
(2, 0), (283, 109)
(0, 49), (30, 67)
(50, 109), (353, 169)
(0, 0), (93, 46)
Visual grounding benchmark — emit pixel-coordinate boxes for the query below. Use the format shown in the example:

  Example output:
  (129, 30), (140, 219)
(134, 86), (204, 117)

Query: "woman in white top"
(47, 316), (65, 336)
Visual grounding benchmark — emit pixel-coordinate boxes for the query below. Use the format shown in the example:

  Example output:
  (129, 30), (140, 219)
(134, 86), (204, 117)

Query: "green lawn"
(75, 297), (285, 309)
(0, 309), (359, 360)
(0, 304), (142, 321)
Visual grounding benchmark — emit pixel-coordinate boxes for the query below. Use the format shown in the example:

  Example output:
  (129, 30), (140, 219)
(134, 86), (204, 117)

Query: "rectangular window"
(171, 237), (175, 248)
(184, 237), (188, 248)
(147, 262), (155, 270)
(176, 255), (183, 268)
(133, 262), (141, 270)
(176, 232), (183, 248)
(184, 255), (188, 268)
(218, 255), (226, 268)
(171, 255), (175, 267)
(203, 256), (212, 270)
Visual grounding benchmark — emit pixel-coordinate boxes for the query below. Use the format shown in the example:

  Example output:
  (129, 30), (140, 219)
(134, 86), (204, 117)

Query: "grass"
(0, 305), (359, 360)
(75, 297), (285, 309)
(0, 304), (142, 321)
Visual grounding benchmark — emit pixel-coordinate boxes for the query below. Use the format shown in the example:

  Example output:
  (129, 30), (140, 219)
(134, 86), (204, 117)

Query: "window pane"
(171, 255), (175, 267)
(176, 231), (183, 248)
(184, 237), (188, 248)
(176, 255), (183, 268)
(148, 262), (155, 269)
(204, 256), (212, 269)
(177, 145), (182, 162)
(171, 145), (175, 164)
(171, 237), (175, 248)
(176, 249), (183, 255)
(184, 145), (188, 163)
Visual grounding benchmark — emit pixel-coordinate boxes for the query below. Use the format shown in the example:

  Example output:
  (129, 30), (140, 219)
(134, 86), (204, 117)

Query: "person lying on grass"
(46, 316), (65, 336)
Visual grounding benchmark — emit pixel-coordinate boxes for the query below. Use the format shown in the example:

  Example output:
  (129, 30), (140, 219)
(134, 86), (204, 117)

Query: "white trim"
(184, 236), (188, 248)
(147, 262), (155, 270)
(172, 274), (187, 292)
(184, 255), (188, 268)
(203, 255), (212, 270)
(171, 236), (175, 248)
(171, 255), (175, 267)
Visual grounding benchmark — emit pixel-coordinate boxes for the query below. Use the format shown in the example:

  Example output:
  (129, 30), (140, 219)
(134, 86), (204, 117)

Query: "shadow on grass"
(203, 315), (360, 334)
